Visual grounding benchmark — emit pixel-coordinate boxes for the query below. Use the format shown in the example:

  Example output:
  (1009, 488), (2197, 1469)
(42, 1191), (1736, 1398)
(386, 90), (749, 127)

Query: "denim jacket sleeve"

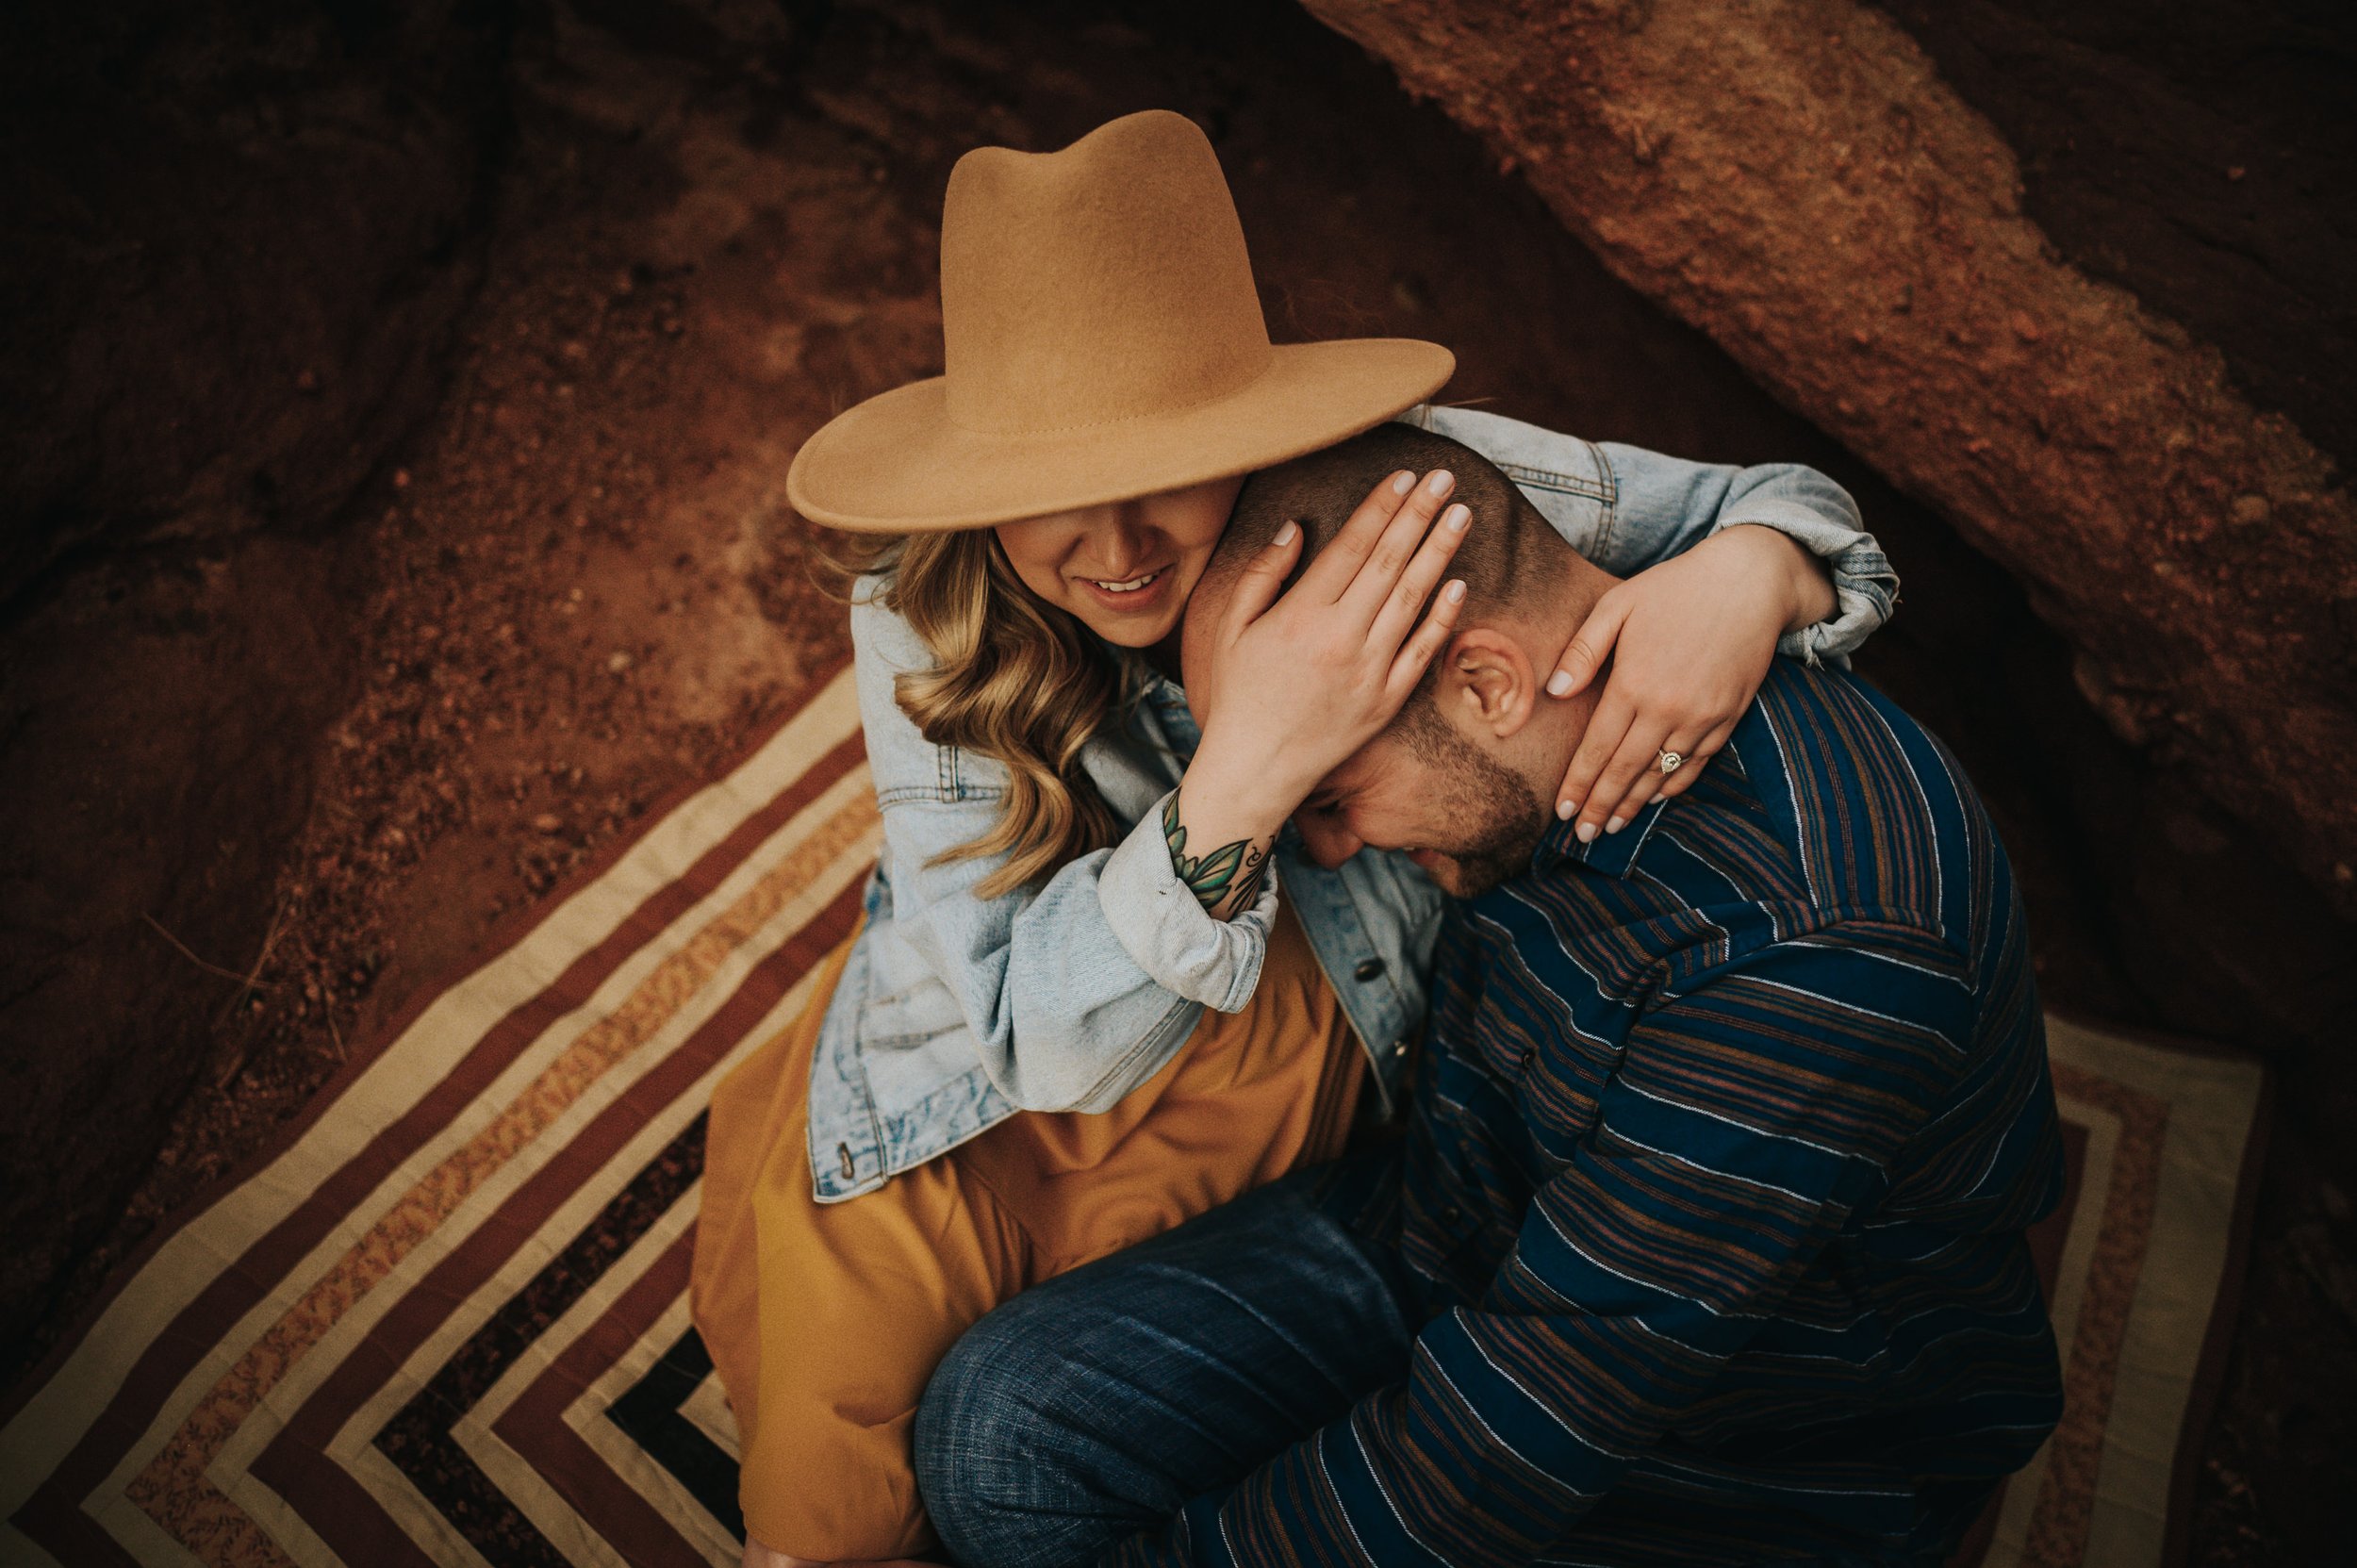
(1410, 404), (1899, 665)
(849, 583), (1278, 1114)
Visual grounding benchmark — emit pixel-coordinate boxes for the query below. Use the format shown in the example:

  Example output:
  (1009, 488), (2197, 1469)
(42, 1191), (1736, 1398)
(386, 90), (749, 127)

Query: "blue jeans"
(911, 1154), (1957, 1568)
(912, 1156), (1413, 1567)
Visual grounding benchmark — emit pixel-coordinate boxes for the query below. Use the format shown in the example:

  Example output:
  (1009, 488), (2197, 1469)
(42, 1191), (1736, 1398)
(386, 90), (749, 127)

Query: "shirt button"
(1389, 1038), (1408, 1059)
(1519, 1049), (1534, 1073)
(1353, 957), (1387, 982)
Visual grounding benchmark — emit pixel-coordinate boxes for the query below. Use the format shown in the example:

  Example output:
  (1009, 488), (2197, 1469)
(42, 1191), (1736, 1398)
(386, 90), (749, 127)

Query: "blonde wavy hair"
(824, 528), (1137, 900)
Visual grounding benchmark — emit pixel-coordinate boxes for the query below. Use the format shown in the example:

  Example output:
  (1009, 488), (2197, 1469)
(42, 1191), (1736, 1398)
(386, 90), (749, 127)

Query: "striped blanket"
(0, 666), (2265, 1568)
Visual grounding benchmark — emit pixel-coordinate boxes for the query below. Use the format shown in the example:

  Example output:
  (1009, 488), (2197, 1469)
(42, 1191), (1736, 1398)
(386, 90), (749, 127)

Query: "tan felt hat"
(785, 109), (1455, 534)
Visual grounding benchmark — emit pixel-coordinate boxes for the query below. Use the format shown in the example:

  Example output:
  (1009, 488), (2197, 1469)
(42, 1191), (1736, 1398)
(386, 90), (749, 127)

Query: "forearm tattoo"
(1162, 794), (1272, 916)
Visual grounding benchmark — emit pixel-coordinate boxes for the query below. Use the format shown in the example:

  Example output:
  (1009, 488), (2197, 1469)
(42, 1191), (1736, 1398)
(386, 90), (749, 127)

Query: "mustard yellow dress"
(689, 898), (1363, 1560)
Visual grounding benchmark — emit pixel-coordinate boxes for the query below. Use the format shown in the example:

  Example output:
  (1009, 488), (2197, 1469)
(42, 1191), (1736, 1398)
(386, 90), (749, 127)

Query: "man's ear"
(1443, 628), (1539, 739)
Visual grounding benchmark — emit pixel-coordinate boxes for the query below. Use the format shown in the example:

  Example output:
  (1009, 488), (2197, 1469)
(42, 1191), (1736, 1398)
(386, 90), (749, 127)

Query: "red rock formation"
(1299, 0), (2357, 913)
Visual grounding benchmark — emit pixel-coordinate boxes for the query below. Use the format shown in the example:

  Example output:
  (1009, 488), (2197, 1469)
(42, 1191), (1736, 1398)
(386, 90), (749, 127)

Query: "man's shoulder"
(1733, 658), (2001, 935)
(1480, 661), (2005, 983)
(1475, 660), (2010, 1023)
(1748, 657), (1959, 804)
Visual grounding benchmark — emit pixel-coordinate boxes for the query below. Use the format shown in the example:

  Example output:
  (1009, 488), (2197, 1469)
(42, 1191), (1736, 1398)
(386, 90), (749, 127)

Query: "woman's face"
(993, 475), (1246, 649)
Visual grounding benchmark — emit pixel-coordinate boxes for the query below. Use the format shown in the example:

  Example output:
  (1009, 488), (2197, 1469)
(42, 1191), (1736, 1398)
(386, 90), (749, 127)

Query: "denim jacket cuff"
(1723, 502), (1900, 668)
(1097, 789), (1277, 1014)
(1777, 571), (1893, 666)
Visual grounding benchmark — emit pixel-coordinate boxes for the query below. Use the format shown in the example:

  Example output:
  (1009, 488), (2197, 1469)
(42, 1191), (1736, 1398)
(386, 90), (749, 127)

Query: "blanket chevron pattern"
(0, 665), (2264, 1568)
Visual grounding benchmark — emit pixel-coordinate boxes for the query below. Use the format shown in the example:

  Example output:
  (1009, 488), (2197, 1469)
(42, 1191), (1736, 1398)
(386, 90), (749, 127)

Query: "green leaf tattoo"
(1162, 793), (1272, 916)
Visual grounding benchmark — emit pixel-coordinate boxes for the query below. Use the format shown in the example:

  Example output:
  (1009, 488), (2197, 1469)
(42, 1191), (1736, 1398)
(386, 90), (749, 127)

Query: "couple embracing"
(690, 111), (2066, 1568)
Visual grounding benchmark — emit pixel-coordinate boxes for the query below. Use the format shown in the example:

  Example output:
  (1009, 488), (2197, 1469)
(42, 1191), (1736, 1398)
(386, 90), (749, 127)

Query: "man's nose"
(1296, 816), (1362, 870)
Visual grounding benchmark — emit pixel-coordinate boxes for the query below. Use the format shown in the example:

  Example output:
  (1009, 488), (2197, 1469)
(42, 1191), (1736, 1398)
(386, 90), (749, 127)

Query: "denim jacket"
(804, 405), (1899, 1200)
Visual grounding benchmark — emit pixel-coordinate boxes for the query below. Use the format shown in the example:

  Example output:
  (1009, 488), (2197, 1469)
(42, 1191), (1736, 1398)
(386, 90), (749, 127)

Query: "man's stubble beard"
(1395, 705), (1549, 899)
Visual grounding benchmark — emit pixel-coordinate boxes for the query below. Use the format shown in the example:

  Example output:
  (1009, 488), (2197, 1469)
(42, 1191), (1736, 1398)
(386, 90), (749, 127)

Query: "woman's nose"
(1094, 504), (1155, 574)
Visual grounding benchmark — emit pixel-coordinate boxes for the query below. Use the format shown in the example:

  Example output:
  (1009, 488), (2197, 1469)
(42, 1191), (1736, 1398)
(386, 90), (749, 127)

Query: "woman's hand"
(1545, 522), (1837, 840)
(1169, 467), (1471, 914)
(1199, 468), (1472, 806)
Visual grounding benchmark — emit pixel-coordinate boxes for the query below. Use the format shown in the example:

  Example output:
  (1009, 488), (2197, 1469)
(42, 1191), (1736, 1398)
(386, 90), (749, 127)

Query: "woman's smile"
(1076, 565), (1174, 611)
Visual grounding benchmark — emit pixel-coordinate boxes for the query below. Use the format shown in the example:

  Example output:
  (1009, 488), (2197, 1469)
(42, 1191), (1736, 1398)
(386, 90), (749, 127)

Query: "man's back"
(1400, 655), (2067, 1562)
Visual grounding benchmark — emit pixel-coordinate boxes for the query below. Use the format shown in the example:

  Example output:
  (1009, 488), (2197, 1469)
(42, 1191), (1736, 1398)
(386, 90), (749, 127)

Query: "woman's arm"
(1586, 437), (1895, 666)
(1417, 406), (1901, 838)
(850, 589), (1268, 1115)
(1415, 405), (1897, 658)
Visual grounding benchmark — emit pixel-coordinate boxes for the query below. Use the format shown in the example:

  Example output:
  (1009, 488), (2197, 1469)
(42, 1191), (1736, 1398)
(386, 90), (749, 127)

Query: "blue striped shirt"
(1112, 659), (2067, 1567)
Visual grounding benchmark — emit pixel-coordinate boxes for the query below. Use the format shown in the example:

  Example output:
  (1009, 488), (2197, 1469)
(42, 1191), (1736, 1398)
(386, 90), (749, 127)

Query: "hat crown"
(940, 110), (1272, 436)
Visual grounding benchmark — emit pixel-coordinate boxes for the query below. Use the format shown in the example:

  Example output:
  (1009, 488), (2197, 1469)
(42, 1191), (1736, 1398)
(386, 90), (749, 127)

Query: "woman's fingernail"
(1392, 471), (1415, 496)
(1545, 671), (1574, 698)
(1649, 792), (1665, 805)
(1444, 503), (1469, 530)
(1426, 470), (1455, 496)
(1443, 579), (1466, 602)
(1274, 520), (1297, 547)
(1605, 816), (1627, 835)
(1575, 820), (1599, 844)
(1557, 799), (1576, 821)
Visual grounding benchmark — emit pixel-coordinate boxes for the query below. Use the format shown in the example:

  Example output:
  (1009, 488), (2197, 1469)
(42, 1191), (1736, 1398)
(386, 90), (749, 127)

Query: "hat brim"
(785, 338), (1456, 533)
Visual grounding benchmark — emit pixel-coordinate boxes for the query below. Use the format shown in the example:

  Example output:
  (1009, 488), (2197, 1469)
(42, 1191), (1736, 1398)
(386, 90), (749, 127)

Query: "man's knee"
(915, 1285), (1151, 1568)
(910, 1263), (1216, 1565)
(913, 1173), (1409, 1563)
(911, 1306), (1026, 1562)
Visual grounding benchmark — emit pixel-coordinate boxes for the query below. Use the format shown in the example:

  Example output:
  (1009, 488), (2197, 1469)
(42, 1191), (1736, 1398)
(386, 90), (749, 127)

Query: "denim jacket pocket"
(873, 737), (1002, 808)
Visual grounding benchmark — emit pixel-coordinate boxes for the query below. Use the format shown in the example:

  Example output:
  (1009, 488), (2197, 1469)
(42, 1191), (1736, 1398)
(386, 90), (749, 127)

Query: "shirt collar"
(1531, 791), (1671, 879)
(1132, 666), (1201, 755)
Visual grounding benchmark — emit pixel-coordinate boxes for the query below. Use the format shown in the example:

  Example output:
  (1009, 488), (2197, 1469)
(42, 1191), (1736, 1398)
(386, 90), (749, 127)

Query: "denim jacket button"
(1353, 957), (1387, 982)
(1389, 1038), (1408, 1059)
